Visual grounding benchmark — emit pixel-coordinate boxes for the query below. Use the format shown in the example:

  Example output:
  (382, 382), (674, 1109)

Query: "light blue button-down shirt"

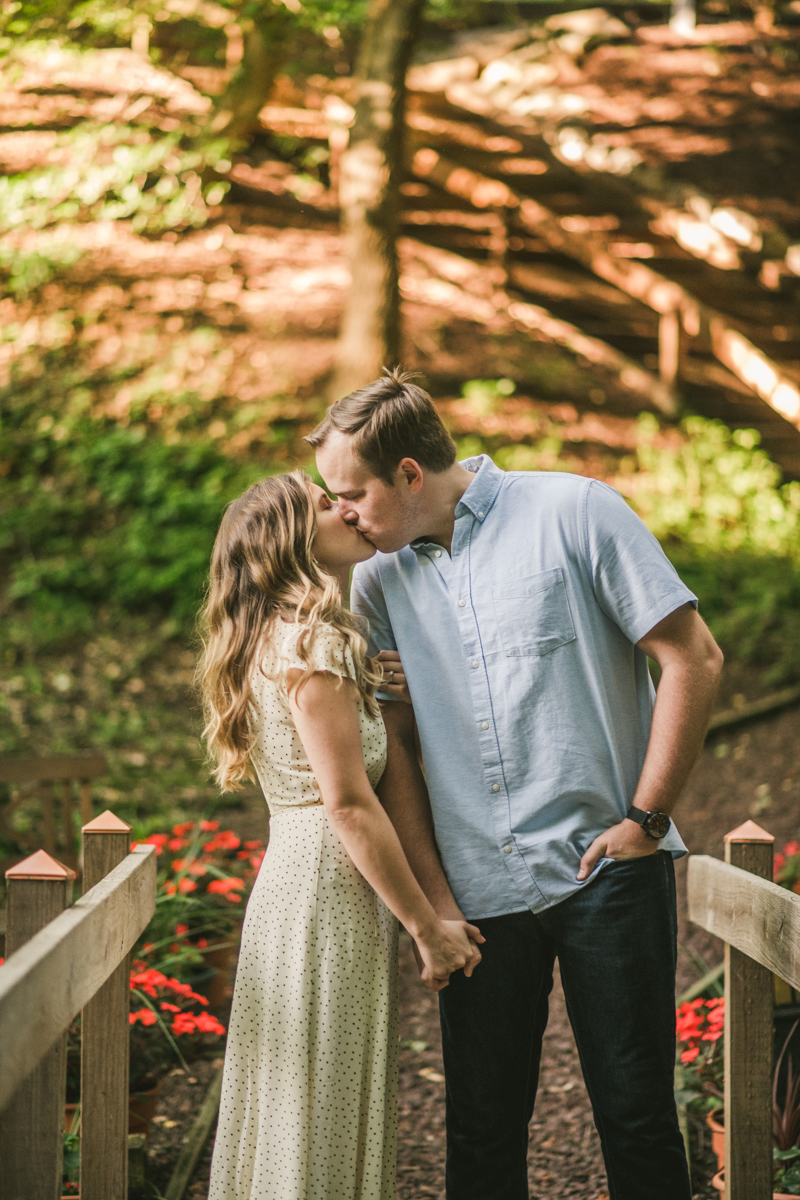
(352, 456), (693, 919)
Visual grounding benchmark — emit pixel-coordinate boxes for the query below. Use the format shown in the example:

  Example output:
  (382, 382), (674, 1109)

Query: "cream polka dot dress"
(208, 622), (399, 1200)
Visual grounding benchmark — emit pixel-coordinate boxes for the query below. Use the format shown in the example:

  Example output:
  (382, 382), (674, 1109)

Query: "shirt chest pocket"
(491, 567), (576, 657)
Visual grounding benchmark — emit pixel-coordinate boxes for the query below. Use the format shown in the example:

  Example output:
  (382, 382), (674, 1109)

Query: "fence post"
(80, 811), (132, 1200)
(0, 849), (75, 1200)
(723, 819), (774, 1200)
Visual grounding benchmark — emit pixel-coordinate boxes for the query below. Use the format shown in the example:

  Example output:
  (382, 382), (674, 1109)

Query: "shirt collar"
(454, 454), (504, 523)
(410, 454), (503, 553)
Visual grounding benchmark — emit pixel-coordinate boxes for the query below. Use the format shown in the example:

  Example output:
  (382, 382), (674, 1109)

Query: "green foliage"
(0, 239), (82, 294)
(1, 0), (370, 45)
(775, 1147), (800, 1195)
(0, 118), (230, 236)
(631, 414), (800, 557)
(0, 409), (263, 653)
(62, 1132), (80, 1193)
(630, 415), (800, 685)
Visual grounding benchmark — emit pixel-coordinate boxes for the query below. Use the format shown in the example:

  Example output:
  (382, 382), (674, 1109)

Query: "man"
(307, 369), (723, 1200)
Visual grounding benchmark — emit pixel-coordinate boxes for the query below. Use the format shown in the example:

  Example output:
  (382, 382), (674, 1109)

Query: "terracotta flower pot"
(711, 1169), (795, 1198)
(706, 1108), (725, 1171)
(128, 1079), (161, 1138)
(203, 943), (233, 1008)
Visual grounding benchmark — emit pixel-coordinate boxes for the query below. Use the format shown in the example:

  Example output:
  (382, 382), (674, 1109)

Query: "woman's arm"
(288, 669), (483, 986)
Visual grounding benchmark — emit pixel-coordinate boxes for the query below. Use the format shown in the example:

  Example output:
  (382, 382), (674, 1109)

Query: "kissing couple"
(203, 368), (722, 1200)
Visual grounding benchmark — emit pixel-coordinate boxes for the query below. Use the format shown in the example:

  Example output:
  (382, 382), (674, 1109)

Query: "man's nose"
(339, 504), (359, 524)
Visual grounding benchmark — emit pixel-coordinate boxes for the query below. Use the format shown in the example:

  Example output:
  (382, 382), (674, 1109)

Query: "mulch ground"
(145, 696), (800, 1199)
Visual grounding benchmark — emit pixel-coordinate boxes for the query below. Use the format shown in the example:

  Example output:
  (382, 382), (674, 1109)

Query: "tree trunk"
(212, 6), (295, 148)
(331, 0), (424, 400)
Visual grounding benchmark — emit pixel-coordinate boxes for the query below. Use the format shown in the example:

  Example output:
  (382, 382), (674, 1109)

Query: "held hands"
(376, 650), (412, 705)
(414, 920), (485, 993)
(577, 819), (659, 881)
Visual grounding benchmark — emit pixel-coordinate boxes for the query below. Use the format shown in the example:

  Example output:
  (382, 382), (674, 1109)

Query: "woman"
(200, 472), (481, 1200)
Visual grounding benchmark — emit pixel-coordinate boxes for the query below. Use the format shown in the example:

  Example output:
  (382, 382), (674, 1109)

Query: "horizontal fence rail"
(688, 854), (800, 990)
(0, 843), (156, 1109)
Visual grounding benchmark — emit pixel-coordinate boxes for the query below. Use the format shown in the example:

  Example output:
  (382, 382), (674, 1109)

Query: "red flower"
(784, 841), (800, 858)
(172, 822), (195, 837)
(243, 840), (263, 850)
(144, 834), (168, 855)
(160, 1002), (180, 1013)
(681, 1046), (700, 1064)
(210, 830), (241, 851)
(200, 820), (219, 832)
(171, 1013), (197, 1035)
(130, 1009), (158, 1026)
(175, 924), (189, 936)
(130, 967), (169, 996)
(165, 978), (208, 1005)
(236, 850), (250, 859)
(168, 837), (187, 852)
(194, 1012), (226, 1036)
(250, 852), (265, 871)
(197, 937), (208, 948)
(207, 878), (245, 895)
(171, 859), (206, 876)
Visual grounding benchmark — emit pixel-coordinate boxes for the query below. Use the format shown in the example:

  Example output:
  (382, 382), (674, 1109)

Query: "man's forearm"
(632, 612), (723, 815)
(578, 606), (722, 880)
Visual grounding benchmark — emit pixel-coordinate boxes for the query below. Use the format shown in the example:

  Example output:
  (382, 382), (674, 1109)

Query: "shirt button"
(481, 721), (489, 730)
(471, 660), (479, 669)
(478, 511), (484, 519)
(434, 550), (442, 558)
(504, 845), (512, 854)
(458, 598), (466, 607)
(492, 783), (500, 793)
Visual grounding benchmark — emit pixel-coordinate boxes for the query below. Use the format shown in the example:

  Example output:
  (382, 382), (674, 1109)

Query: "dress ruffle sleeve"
(279, 623), (356, 683)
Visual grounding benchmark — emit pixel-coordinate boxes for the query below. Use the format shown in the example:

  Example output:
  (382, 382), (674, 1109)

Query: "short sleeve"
(351, 559), (398, 702)
(279, 623), (355, 681)
(351, 560), (397, 656)
(583, 480), (697, 644)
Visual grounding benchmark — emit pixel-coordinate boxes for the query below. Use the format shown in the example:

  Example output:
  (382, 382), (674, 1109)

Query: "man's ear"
(397, 457), (424, 493)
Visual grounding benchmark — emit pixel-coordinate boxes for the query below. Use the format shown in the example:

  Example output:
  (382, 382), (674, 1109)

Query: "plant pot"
(711, 1169), (796, 1198)
(129, 1080), (161, 1138)
(203, 943), (233, 1008)
(706, 1108), (725, 1171)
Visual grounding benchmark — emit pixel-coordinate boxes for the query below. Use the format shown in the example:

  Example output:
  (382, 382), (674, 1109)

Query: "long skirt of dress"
(208, 805), (399, 1200)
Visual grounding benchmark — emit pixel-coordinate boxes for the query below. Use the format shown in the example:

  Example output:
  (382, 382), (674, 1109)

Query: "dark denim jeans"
(439, 852), (691, 1200)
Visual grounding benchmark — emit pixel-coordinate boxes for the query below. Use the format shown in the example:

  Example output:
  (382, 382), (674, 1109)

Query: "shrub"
(0, 414), (263, 653)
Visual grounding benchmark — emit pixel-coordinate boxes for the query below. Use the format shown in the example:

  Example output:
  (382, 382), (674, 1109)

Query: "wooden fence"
(688, 818), (800, 1200)
(0, 753), (107, 866)
(0, 811), (156, 1200)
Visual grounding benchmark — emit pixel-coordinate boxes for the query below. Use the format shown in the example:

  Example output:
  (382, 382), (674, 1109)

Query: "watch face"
(645, 812), (670, 839)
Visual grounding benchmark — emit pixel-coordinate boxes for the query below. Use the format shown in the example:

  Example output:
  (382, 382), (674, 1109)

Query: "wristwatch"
(625, 806), (671, 841)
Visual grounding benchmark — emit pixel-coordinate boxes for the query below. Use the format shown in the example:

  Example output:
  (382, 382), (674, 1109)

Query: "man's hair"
(305, 368), (457, 485)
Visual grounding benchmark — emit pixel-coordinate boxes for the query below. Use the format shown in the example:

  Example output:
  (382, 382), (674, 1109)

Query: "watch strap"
(625, 806), (669, 840)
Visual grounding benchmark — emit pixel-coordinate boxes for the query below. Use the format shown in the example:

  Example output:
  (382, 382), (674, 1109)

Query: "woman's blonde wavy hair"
(197, 470), (381, 792)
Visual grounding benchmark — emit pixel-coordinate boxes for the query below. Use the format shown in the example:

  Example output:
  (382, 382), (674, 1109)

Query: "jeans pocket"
(603, 851), (664, 871)
(491, 567), (576, 657)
